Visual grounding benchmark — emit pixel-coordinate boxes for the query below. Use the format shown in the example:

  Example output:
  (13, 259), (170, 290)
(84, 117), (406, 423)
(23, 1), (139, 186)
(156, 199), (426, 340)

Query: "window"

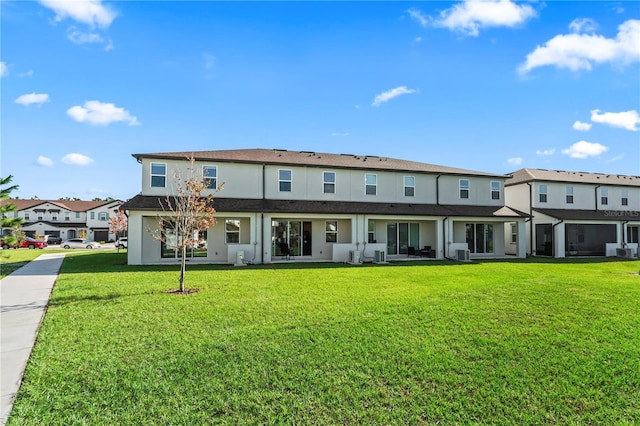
(98, 212), (108, 221)
(151, 162), (166, 188)
(37, 213), (44, 221)
(491, 181), (500, 200)
(368, 220), (376, 243)
(13, 212), (18, 218)
(75, 212), (81, 218)
(323, 171), (336, 194)
(539, 184), (547, 203)
(404, 176), (415, 197)
(52, 214), (58, 221)
(601, 188), (608, 206)
(225, 219), (240, 244)
(622, 189), (628, 206)
(90, 212), (95, 220)
(566, 186), (574, 204)
(459, 179), (469, 199)
(365, 174), (377, 195)
(465, 223), (494, 254)
(510, 224), (517, 244)
(326, 221), (338, 243)
(279, 169), (292, 192)
(24, 213), (30, 220)
(161, 220), (207, 258)
(203, 165), (217, 189)
(65, 213), (70, 221)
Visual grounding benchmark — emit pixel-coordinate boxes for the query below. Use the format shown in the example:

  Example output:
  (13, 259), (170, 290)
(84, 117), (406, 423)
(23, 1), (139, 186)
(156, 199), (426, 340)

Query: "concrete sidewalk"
(0, 253), (65, 425)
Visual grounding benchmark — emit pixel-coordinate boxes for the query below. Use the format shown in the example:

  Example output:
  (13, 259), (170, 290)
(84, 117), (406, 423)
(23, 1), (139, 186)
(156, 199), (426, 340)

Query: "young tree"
(1, 175), (23, 247)
(109, 210), (128, 252)
(147, 157), (222, 293)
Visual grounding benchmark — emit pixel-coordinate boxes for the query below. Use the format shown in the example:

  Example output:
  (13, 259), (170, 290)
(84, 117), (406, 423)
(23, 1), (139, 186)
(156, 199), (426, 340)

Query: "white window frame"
(75, 212), (81, 219)
(326, 221), (338, 243)
(65, 212), (70, 221)
(150, 162), (167, 188)
(368, 220), (376, 243)
(98, 212), (108, 221)
(225, 219), (240, 244)
(404, 176), (415, 197)
(510, 224), (517, 244)
(24, 212), (30, 220)
(365, 174), (377, 196)
(323, 171), (336, 194)
(539, 184), (547, 203)
(491, 181), (500, 200)
(566, 186), (574, 204)
(203, 165), (217, 190)
(622, 189), (629, 206)
(37, 212), (44, 221)
(90, 212), (95, 220)
(279, 169), (292, 192)
(601, 188), (608, 206)
(459, 179), (470, 199)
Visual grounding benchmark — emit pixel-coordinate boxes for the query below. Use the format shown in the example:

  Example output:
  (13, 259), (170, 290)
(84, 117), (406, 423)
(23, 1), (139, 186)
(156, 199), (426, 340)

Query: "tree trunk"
(180, 245), (186, 292)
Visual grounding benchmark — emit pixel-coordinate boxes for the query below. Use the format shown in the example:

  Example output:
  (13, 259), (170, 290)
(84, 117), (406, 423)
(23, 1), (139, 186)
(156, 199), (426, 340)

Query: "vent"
(456, 249), (470, 261)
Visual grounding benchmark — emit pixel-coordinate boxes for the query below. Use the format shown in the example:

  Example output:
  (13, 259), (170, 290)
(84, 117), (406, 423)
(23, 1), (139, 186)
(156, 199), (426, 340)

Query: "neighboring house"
(505, 168), (640, 258)
(121, 149), (527, 265)
(0, 199), (123, 242)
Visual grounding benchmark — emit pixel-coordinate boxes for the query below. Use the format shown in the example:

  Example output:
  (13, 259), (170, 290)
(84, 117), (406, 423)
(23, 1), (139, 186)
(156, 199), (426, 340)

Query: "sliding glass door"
(465, 223), (494, 254)
(387, 222), (419, 255)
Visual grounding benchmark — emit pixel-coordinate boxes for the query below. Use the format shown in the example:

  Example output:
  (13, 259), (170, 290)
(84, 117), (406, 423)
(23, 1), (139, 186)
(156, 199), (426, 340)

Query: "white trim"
(150, 162), (167, 188)
(278, 169), (292, 193)
(365, 173), (377, 196)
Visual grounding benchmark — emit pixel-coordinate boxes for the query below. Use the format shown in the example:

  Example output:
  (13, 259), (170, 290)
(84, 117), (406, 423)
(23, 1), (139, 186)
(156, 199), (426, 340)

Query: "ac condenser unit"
(349, 250), (361, 264)
(616, 248), (634, 258)
(235, 250), (246, 266)
(374, 250), (386, 263)
(456, 249), (470, 261)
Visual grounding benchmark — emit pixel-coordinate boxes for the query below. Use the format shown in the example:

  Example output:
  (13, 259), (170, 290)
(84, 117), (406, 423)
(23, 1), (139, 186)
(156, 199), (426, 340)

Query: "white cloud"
(0, 62), (7, 77)
(431, 0), (537, 37)
(372, 86), (417, 107)
(415, 36), (423, 43)
(590, 109), (639, 131)
(67, 27), (104, 44)
(36, 156), (54, 166)
(67, 100), (140, 126)
(536, 148), (556, 156)
(38, 0), (116, 28)
(507, 157), (523, 165)
(519, 19), (640, 74)
(62, 153), (94, 166)
(407, 8), (428, 28)
(14, 93), (50, 106)
(104, 39), (114, 51)
(606, 154), (624, 163)
(562, 141), (608, 159)
(18, 70), (34, 78)
(331, 132), (350, 137)
(569, 18), (598, 34)
(572, 120), (592, 131)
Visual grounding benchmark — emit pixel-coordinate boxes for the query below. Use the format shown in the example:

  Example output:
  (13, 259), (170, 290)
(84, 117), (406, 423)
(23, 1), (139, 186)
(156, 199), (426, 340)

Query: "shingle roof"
(534, 208), (640, 221)
(0, 199), (120, 212)
(506, 168), (640, 187)
(133, 148), (506, 178)
(122, 195), (528, 218)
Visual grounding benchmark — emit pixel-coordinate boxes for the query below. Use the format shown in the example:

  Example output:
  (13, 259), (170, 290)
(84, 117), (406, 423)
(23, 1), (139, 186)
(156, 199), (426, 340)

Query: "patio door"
(387, 222), (419, 255)
(535, 224), (553, 256)
(466, 223), (494, 254)
(272, 220), (312, 257)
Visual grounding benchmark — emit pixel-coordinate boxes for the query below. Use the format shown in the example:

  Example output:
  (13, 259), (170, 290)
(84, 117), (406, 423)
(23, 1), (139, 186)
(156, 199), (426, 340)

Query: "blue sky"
(1, 0), (639, 201)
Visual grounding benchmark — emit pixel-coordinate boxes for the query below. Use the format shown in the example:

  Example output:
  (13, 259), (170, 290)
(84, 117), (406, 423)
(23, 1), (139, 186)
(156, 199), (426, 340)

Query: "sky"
(1, 0), (639, 201)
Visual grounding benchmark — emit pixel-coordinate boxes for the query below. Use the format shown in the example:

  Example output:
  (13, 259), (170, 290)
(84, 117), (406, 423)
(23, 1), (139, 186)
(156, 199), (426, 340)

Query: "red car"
(0, 237), (48, 249)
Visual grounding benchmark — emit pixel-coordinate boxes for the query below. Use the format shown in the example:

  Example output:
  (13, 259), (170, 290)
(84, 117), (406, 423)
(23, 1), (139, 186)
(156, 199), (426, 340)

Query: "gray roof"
(122, 195), (528, 218)
(133, 148), (506, 178)
(506, 168), (640, 187)
(534, 208), (640, 221)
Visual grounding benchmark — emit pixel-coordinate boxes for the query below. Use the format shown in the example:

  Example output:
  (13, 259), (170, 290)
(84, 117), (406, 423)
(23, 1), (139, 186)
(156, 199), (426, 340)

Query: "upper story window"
(365, 174), (377, 195)
(622, 189), (629, 206)
(151, 163), (167, 188)
(24, 212), (30, 220)
(225, 219), (240, 244)
(279, 169), (292, 192)
(51, 214), (58, 221)
(326, 221), (338, 243)
(37, 213), (44, 221)
(539, 184), (548, 203)
(491, 181), (501, 200)
(90, 212), (95, 220)
(566, 186), (574, 204)
(459, 179), (469, 199)
(323, 171), (336, 194)
(65, 212), (70, 221)
(75, 212), (81, 218)
(404, 176), (415, 197)
(203, 165), (217, 189)
(601, 188), (608, 206)
(98, 212), (108, 221)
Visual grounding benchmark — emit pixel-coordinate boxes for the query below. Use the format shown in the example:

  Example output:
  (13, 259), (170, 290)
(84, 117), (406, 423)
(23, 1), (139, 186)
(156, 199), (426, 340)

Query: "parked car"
(0, 237), (48, 249)
(46, 236), (62, 245)
(61, 238), (101, 249)
(116, 237), (128, 249)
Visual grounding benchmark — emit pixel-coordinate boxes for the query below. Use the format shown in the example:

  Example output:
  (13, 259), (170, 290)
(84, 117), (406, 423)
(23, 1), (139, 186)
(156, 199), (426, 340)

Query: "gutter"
(594, 184), (601, 211)
(442, 216), (455, 260)
(527, 182), (533, 256)
(622, 220), (628, 246)
(261, 164), (266, 264)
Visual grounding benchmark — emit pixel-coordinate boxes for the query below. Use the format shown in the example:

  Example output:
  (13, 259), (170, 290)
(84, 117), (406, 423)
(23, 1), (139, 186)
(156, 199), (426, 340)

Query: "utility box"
(374, 250), (386, 263)
(235, 250), (246, 266)
(349, 250), (361, 264)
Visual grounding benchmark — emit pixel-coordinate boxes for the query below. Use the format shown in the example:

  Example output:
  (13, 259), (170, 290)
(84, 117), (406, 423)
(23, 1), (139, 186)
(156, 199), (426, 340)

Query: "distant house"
(121, 149), (528, 265)
(0, 199), (123, 242)
(505, 168), (640, 258)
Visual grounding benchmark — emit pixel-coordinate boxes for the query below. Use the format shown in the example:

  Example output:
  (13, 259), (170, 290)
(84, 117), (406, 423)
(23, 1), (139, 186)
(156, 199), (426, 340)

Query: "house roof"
(122, 195), (528, 218)
(506, 168), (640, 187)
(132, 148), (506, 178)
(0, 199), (121, 212)
(533, 208), (640, 221)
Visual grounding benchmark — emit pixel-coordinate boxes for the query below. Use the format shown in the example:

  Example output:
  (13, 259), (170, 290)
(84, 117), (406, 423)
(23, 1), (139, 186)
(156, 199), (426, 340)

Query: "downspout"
(622, 221), (628, 247)
(594, 184), (601, 211)
(261, 164), (266, 265)
(436, 174), (441, 205)
(443, 216), (455, 260)
(527, 182), (533, 256)
(552, 219), (564, 257)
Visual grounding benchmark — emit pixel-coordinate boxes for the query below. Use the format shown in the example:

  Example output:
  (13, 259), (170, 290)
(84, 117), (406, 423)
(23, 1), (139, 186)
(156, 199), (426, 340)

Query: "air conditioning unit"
(235, 250), (246, 266)
(456, 249), (470, 261)
(349, 250), (361, 264)
(374, 250), (386, 263)
(616, 248), (634, 258)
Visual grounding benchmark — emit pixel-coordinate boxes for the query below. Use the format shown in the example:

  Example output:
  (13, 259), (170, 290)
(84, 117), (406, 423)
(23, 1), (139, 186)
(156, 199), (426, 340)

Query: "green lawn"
(8, 254), (640, 425)
(0, 249), (48, 278)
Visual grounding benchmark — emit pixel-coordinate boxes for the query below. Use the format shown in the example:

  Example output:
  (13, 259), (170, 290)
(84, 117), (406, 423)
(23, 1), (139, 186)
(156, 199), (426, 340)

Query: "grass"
(8, 254), (640, 425)
(0, 249), (50, 278)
